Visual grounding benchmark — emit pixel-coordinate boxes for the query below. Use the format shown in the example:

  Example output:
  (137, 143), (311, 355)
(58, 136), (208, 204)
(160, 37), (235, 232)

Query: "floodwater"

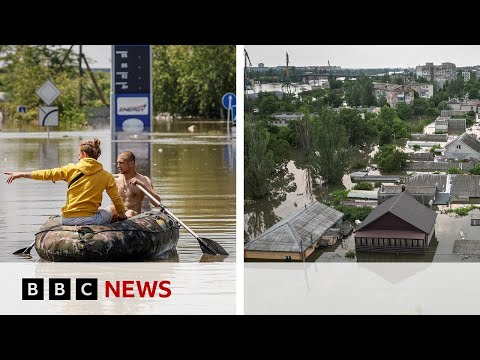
(244, 148), (480, 262)
(0, 120), (236, 263)
(248, 83), (312, 96)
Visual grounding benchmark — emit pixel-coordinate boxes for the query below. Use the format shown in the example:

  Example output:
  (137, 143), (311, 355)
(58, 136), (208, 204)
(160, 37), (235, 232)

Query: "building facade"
(444, 133), (480, 160)
(416, 62), (456, 87)
(355, 191), (437, 254)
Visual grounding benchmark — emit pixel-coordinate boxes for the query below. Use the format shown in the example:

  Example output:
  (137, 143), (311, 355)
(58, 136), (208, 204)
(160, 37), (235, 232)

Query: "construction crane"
(244, 49), (254, 92)
(281, 52), (296, 94)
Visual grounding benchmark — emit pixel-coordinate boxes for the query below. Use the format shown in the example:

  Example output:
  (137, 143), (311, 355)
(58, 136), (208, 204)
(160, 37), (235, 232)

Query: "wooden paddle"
(137, 183), (229, 256)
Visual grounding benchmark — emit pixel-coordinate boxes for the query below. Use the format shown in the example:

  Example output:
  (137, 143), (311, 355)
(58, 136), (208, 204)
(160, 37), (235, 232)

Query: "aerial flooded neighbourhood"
(244, 45), (480, 263)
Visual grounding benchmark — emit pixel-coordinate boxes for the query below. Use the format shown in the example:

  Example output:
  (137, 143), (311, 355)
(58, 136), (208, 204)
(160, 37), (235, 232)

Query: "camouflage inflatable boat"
(34, 211), (180, 261)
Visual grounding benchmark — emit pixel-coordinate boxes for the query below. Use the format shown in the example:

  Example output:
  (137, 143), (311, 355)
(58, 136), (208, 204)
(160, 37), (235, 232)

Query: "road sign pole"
(227, 95), (232, 137)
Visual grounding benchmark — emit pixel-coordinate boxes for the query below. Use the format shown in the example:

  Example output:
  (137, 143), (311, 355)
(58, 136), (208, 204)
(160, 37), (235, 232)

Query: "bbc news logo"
(22, 278), (98, 300)
(22, 278), (171, 300)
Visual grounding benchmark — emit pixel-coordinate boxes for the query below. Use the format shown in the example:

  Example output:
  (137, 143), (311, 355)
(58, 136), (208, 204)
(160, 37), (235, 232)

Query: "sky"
(70, 45), (111, 68)
(244, 45), (480, 69)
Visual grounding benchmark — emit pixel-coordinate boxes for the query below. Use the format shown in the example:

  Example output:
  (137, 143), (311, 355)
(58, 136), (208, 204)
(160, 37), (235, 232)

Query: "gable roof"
(356, 191), (436, 234)
(445, 133), (480, 154)
(244, 202), (343, 253)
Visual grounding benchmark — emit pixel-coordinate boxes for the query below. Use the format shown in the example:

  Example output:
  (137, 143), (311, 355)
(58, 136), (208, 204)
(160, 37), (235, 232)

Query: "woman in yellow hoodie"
(4, 138), (127, 225)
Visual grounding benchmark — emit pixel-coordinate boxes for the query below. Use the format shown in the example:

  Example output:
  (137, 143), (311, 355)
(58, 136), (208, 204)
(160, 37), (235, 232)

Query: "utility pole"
(78, 45), (83, 107)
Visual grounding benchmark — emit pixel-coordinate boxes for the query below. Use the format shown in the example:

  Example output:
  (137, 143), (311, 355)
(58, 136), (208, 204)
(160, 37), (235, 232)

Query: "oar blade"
(13, 247), (29, 255)
(13, 241), (35, 255)
(198, 237), (229, 256)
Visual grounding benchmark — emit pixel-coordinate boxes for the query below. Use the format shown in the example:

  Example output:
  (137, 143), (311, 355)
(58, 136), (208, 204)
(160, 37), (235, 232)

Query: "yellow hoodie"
(31, 158), (125, 218)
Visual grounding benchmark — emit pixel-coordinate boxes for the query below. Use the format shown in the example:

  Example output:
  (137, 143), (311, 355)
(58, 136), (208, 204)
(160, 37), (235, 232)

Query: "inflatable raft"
(34, 211), (180, 261)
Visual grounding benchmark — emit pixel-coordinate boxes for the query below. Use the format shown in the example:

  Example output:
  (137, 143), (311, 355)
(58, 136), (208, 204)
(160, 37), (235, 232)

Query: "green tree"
(395, 102), (413, 120)
(152, 45), (235, 118)
(437, 100), (450, 111)
(353, 182), (374, 190)
(344, 76), (376, 107)
(294, 113), (315, 156)
(310, 109), (351, 183)
(244, 117), (276, 199)
(448, 167), (462, 174)
(469, 164), (480, 175)
(338, 108), (375, 147)
(374, 145), (408, 173)
(412, 98), (430, 116)
(0, 45), (94, 128)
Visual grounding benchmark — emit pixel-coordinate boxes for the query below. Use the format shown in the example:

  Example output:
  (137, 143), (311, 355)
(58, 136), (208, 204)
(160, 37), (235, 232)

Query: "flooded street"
(244, 147), (480, 262)
(0, 121), (236, 263)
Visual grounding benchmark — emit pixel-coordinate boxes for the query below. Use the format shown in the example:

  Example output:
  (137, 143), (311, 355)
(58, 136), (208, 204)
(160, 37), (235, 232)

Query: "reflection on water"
(251, 83), (311, 96)
(0, 121), (235, 263)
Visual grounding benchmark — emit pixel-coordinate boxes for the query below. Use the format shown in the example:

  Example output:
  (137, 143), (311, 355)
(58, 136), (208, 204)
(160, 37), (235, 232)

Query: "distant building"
(409, 83), (433, 99)
(444, 132), (480, 160)
(270, 112), (304, 127)
(258, 63), (264, 68)
(244, 202), (344, 261)
(434, 117), (466, 134)
(355, 191), (437, 254)
(446, 98), (478, 113)
(462, 71), (471, 82)
(415, 62), (456, 87)
(373, 83), (414, 107)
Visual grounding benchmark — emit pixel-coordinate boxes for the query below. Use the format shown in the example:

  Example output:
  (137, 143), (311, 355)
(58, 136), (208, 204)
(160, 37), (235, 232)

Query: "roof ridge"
(388, 191), (406, 212)
(286, 222), (303, 249)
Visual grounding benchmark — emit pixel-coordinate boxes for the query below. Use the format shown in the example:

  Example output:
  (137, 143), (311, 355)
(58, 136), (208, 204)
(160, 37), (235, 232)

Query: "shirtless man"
(109, 151), (161, 219)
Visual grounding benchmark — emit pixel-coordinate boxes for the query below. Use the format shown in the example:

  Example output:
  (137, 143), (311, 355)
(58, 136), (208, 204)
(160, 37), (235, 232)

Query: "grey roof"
(408, 152), (434, 161)
(448, 98), (460, 104)
(407, 174), (447, 192)
(380, 186), (403, 194)
(407, 186), (437, 196)
(244, 202), (343, 253)
(432, 192), (450, 205)
(410, 134), (447, 142)
(451, 175), (480, 197)
(445, 133), (480, 153)
(379, 185), (436, 196)
(435, 119), (448, 126)
(448, 119), (466, 131)
(356, 191), (437, 234)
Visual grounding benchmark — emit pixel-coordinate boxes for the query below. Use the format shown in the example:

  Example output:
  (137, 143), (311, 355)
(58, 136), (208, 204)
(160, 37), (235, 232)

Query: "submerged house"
(244, 202), (343, 261)
(354, 190), (437, 254)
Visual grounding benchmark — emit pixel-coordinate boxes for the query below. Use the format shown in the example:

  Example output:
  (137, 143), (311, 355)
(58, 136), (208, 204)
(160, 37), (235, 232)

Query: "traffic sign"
(232, 105), (236, 125)
(222, 92), (236, 109)
(113, 45), (151, 94)
(35, 80), (61, 105)
(39, 106), (59, 126)
(112, 45), (152, 134)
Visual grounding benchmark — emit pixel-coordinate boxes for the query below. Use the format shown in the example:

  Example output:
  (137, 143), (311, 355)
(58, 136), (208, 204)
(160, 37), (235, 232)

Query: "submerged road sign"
(222, 92), (236, 110)
(36, 80), (61, 105)
(39, 106), (59, 126)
